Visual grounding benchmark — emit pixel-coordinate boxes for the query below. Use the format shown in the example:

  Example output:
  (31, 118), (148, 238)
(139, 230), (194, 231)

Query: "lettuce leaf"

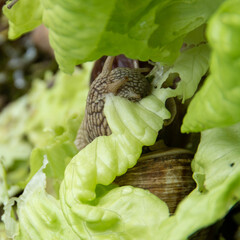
(157, 122), (240, 239)
(0, 223), (8, 240)
(0, 64), (91, 197)
(0, 97), (33, 197)
(0, 64), (90, 163)
(3, 0), (43, 39)
(24, 65), (91, 147)
(0, 162), (8, 206)
(192, 123), (240, 191)
(153, 43), (210, 102)
(23, 65), (91, 192)
(4, 1), (240, 238)
(25, 115), (80, 195)
(3, 0), (224, 73)
(2, 157), (79, 240)
(0, 96), (32, 169)
(182, 0), (240, 132)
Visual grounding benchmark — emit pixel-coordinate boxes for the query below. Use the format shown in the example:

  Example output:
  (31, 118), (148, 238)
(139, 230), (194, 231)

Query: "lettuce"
(3, 0), (224, 73)
(0, 64), (91, 197)
(154, 43), (210, 101)
(157, 122), (240, 239)
(3, 0), (43, 39)
(0, 65), (90, 159)
(0, 96), (32, 169)
(24, 65), (91, 147)
(0, 162), (8, 206)
(2, 157), (79, 240)
(2, 0), (240, 239)
(1, 42), (209, 239)
(0, 223), (8, 240)
(182, 0), (240, 132)
(0, 96), (33, 197)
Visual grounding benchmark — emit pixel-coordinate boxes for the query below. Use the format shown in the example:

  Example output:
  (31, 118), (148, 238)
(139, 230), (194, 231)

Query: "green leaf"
(0, 97), (32, 196)
(154, 43), (210, 101)
(0, 162), (9, 206)
(176, 45), (210, 101)
(0, 96), (32, 169)
(192, 123), (240, 191)
(24, 65), (91, 147)
(0, 223), (8, 240)
(0, 64), (91, 197)
(24, 115), (80, 195)
(182, 0), (240, 132)
(183, 24), (207, 46)
(86, 186), (169, 239)
(0, 64), (90, 167)
(3, 0), (43, 39)
(2, 157), (79, 240)
(21, 65), (91, 191)
(157, 122), (240, 239)
(4, 0), (224, 73)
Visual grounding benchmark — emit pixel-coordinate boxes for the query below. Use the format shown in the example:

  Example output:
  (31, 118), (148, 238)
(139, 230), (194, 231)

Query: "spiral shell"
(115, 148), (195, 214)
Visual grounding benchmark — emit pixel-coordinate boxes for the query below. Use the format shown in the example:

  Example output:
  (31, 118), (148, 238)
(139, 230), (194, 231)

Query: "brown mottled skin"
(75, 56), (151, 150)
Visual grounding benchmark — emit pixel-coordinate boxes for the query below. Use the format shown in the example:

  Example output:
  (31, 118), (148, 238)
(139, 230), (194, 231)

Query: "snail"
(75, 56), (152, 150)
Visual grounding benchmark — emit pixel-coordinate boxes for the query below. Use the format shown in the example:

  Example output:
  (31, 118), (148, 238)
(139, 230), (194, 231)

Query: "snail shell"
(115, 148), (196, 214)
(75, 56), (151, 150)
(115, 148), (216, 239)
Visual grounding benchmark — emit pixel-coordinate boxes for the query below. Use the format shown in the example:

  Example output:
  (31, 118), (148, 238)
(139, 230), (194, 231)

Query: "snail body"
(75, 56), (151, 150)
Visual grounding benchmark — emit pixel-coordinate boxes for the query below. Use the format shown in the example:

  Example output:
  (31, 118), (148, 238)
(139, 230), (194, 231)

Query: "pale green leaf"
(182, 0), (240, 132)
(157, 122), (240, 239)
(4, 0), (224, 73)
(3, 0), (43, 39)
(0, 162), (9, 206)
(153, 43), (210, 101)
(3, 157), (79, 240)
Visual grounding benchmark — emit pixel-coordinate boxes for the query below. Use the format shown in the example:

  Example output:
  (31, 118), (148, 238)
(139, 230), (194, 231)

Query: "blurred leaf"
(4, 0), (224, 73)
(182, 0), (240, 132)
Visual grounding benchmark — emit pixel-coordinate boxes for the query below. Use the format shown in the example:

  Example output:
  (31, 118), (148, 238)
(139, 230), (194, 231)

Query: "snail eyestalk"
(107, 76), (129, 94)
(101, 56), (115, 74)
(133, 60), (139, 68)
(7, 0), (19, 9)
(138, 68), (150, 73)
